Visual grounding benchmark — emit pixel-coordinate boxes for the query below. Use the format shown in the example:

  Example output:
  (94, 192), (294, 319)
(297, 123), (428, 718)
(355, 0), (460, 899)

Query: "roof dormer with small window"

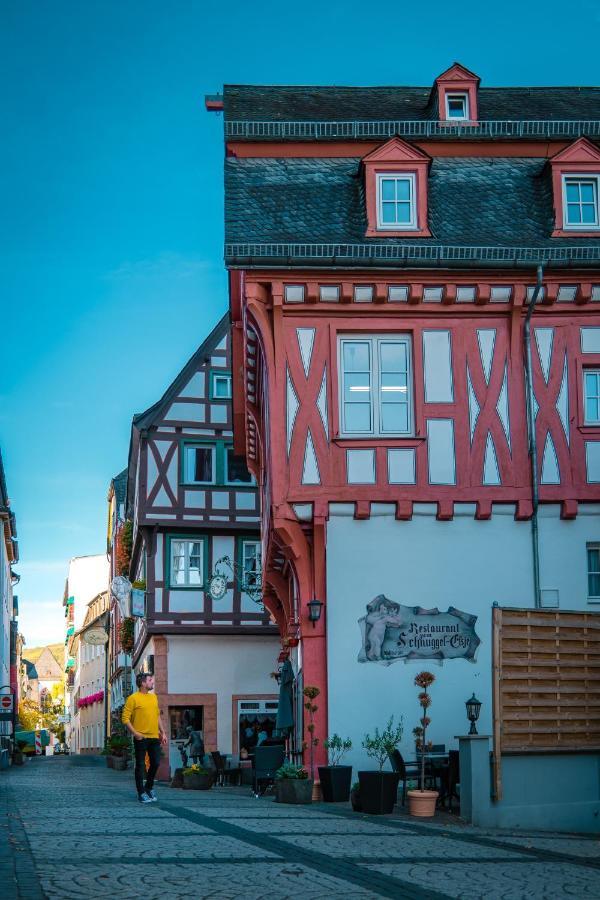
(435, 62), (480, 123)
(363, 137), (432, 238)
(550, 137), (600, 237)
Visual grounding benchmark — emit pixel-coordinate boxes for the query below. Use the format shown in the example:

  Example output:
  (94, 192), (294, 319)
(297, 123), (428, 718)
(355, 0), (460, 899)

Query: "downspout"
(523, 264), (545, 609)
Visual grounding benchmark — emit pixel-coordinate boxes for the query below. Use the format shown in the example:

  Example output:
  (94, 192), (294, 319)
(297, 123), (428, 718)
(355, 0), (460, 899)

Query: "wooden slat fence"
(492, 607), (600, 799)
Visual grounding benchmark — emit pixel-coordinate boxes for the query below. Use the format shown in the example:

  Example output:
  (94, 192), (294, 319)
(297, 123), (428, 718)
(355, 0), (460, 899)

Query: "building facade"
(72, 592), (109, 754)
(126, 315), (280, 777)
(63, 554), (109, 752)
(211, 66), (600, 798)
(0, 448), (18, 743)
(106, 469), (131, 732)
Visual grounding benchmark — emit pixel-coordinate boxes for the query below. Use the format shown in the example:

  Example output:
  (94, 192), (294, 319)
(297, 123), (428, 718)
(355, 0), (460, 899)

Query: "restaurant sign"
(358, 594), (480, 666)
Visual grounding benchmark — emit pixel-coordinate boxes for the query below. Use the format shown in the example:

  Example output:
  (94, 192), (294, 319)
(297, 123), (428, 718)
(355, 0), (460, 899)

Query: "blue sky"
(2, 0), (599, 647)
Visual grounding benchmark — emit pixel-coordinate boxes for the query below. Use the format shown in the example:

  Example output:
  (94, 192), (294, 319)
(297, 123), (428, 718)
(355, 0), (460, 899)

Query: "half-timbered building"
(210, 65), (600, 823)
(126, 314), (279, 776)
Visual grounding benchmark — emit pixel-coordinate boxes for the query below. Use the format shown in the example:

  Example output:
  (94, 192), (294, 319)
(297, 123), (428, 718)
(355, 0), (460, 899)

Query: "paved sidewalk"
(1, 756), (599, 899)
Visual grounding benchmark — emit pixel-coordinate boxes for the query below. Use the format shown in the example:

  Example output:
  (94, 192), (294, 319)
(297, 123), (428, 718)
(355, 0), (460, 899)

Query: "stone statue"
(184, 727), (205, 765)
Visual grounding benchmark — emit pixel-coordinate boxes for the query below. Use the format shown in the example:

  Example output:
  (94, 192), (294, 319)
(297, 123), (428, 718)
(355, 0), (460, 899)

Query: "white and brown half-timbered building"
(126, 314), (279, 777)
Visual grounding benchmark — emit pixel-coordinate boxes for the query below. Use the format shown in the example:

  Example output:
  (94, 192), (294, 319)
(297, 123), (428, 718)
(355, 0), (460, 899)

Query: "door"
(168, 705), (203, 774)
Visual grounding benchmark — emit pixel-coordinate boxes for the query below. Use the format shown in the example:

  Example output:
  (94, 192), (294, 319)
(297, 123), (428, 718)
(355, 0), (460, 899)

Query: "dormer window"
(363, 137), (431, 238)
(563, 176), (599, 229)
(377, 174), (416, 229)
(445, 92), (469, 120)
(550, 138), (600, 237)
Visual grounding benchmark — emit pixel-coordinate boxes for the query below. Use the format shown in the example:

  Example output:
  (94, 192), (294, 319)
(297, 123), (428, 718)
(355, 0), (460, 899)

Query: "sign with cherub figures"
(358, 594), (480, 666)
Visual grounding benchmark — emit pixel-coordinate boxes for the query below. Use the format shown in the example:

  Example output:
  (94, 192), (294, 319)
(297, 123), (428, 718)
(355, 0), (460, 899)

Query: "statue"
(184, 727), (205, 765)
(359, 595), (403, 661)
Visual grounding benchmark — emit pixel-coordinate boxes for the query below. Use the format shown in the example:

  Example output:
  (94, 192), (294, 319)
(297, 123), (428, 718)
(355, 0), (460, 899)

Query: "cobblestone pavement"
(1, 756), (599, 899)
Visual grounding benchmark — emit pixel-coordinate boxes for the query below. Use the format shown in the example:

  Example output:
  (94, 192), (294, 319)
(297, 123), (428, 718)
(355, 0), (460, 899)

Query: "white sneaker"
(147, 790), (157, 802)
(138, 792), (152, 804)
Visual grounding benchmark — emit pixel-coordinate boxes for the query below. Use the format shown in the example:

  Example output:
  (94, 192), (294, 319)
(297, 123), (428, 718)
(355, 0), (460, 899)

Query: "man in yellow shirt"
(122, 672), (167, 803)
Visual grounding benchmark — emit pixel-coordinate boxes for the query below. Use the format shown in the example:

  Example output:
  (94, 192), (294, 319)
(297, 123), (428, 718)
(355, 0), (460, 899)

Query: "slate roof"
(111, 469), (128, 507)
(225, 156), (600, 266)
(224, 85), (600, 123)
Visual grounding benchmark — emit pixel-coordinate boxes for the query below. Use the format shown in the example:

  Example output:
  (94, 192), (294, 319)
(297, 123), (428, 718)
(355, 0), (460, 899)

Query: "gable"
(550, 137), (600, 166)
(362, 137), (431, 165)
(436, 62), (480, 84)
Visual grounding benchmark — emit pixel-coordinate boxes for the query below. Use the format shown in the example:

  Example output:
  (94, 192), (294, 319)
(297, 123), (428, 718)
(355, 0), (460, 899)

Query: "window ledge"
(333, 436), (426, 447)
(365, 226), (432, 238)
(578, 426), (600, 434)
(552, 229), (600, 237)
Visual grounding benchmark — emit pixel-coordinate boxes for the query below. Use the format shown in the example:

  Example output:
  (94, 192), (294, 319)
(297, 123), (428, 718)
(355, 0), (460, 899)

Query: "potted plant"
(303, 685), (321, 800)
(105, 734), (130, 770)
(350, 781), (362, 812)
(407, 671), (439, 817)
(358, 716), (403, 815)
(182, 764), (214, 790)
(318, 734), (353, 802)
(275, 762), (313, 804)
(119, 617), (135, 653)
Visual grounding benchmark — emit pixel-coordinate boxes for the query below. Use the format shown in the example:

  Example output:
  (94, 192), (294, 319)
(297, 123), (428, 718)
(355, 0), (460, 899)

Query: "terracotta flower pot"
(407, 789), (438, 817)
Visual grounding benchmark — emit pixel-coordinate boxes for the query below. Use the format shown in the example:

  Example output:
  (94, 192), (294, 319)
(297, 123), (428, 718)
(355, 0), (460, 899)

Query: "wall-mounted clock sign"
(208, 574), (227, 601)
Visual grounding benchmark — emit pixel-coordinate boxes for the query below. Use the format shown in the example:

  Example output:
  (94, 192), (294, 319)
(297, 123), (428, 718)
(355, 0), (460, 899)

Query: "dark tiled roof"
(226, 156), (600, 251)
(111, 469), (128, 506)
(224, 85), (600, 123)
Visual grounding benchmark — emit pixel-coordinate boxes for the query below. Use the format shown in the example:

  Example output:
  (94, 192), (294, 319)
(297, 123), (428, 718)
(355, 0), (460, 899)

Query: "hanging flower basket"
(119, 617), (135, 652)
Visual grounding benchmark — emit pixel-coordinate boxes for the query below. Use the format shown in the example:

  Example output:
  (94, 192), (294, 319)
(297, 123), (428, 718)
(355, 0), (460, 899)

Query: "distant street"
(1, 757), (599, 899)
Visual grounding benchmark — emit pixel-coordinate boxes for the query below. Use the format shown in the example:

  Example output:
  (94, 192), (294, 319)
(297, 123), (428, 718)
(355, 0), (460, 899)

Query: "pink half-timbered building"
(126, 315), (279, 776)
(209, 65), (600, 807)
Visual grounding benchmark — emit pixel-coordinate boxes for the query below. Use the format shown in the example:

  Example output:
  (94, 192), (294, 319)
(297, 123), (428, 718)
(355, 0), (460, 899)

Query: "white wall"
(326, 502), (600, 773)
(167, 634), (279, 753)
(0, 537), (11, 735)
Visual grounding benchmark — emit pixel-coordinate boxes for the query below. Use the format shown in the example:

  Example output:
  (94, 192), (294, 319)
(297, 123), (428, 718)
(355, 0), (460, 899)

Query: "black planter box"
(318, 765), (352, 802)
(358, 770), (400, 815)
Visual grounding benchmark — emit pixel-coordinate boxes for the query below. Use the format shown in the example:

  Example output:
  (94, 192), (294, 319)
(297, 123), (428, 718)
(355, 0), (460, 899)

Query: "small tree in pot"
(275, 762), (313, 804)
(358, 716), (403, 815)
(318, 734), (353, 802)
(407, 671), (439, 817)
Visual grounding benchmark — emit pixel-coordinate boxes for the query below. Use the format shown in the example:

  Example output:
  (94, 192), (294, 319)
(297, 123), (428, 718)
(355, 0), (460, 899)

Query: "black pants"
(133, 738), (162, 796)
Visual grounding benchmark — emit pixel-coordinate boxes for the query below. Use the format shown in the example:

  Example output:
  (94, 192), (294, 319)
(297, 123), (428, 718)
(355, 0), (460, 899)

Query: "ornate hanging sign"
(358, 594), (480, 666)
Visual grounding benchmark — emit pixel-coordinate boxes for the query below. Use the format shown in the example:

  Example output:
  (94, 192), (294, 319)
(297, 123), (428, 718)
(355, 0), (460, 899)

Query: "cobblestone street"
(1, 757), (599, 899)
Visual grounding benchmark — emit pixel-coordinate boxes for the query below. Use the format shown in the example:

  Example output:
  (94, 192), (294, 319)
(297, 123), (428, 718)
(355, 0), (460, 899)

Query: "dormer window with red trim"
(363, 137), (431, 238)
(550, 138), (600, 237)
(435, 63), (479, 123)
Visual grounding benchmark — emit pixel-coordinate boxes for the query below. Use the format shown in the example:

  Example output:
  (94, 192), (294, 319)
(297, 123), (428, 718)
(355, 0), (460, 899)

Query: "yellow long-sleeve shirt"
(122, 691), (160, 738)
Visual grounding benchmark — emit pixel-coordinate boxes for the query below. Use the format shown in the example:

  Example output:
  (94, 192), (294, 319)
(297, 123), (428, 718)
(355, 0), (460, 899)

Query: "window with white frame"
(445, 92), (469, 120)
(212, 372), (232, 399)
(584, 370), (600, 424)
(562, 176), (600, 229)
(587, 544), (600, 599)
(376, 174), (416, 229)
(183, 444), (215, 484)
(170, 539), (205, 587)
(339, 336), (413, 437)
(241, 540), (262, 591)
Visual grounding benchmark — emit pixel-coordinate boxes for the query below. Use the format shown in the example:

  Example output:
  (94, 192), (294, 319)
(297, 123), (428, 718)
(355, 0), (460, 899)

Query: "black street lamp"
(465, 693), (482, 734)
(307, 598), (323, 627)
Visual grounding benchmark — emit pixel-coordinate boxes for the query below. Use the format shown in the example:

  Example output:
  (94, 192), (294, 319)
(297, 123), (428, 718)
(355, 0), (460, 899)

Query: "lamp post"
(465, 693), (482, 735)
(307, 598), (323, 628)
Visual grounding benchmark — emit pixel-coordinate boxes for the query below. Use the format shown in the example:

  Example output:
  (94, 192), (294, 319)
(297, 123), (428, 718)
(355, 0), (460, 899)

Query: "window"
(376, 174), (416, 229)
(184, 444), (215, 484)
(320, 285), (340, 302)
(423, 286), (443, 302)
(584, 370), (600, 424)
(284, 285), (305, 303)
(354, 285), (373, 303)
(211, 373), (232, 399)
(388, 285), (408, 302)
(241, 540), (262, 591)
(445, 93), (469, 120)
(339, 336), (412, 437)
(226, 447), (254, 485)
(557, 285), (577, 302)
(588, 544), (600, 599)
(562, 176), (599, 229)
(170, 539), (205, 587)
(490, 286), (512, 302)
(456, 286), (476, 302)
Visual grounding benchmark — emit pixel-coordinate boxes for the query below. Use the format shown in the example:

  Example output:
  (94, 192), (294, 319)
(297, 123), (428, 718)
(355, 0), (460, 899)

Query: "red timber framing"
(230, 268), (600, 764)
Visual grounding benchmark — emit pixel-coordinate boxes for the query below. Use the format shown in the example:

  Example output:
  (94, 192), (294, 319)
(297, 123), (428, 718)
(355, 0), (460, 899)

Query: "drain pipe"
(523, 264), (545, 609)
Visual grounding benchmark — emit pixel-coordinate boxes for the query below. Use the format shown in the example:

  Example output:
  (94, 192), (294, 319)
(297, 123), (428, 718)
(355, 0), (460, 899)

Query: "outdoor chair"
(211, 751), (242, 787)
(252, 745), (285, 798)
(446, 750), (460, 812)
(388, 749), (419, 806)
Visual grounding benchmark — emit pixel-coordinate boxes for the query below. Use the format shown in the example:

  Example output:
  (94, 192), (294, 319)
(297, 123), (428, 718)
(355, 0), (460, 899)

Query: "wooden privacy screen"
(493, 607), (600, 755)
